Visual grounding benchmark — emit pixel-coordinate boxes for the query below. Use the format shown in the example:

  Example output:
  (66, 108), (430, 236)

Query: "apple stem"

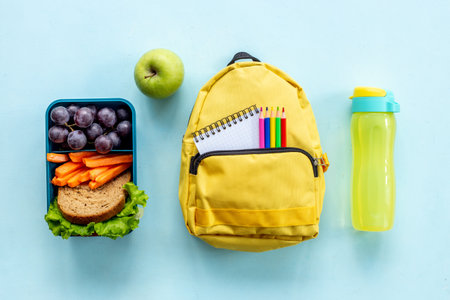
(144, 70), (157, 79)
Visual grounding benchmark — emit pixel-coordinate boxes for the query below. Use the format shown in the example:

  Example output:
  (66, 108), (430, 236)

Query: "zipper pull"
(315, 153), (329, 172)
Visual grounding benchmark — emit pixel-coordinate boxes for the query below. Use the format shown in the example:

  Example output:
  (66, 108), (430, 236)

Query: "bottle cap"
(350, 87), (400, 113)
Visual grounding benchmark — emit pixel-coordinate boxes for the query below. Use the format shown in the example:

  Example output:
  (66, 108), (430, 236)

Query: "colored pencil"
(264, 107), (270, 148)
(270, 107), (275, 148)
(275, 106), (281, 147)
(281, 107), (286, 147)
(259, 107), (265, 148)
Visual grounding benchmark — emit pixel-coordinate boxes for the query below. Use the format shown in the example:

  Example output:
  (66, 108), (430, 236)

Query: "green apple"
(134, 48), (184, 99)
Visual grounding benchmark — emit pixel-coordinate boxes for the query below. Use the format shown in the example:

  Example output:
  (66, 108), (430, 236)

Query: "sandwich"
(45, 152), (148, 239)
(58, 171), (131, 224)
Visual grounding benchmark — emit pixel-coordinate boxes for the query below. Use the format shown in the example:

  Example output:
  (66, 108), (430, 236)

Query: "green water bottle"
(350, 87), (400, 231)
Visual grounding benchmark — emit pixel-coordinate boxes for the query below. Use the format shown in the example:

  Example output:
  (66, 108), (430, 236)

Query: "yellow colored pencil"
(270, 107), (275, 148)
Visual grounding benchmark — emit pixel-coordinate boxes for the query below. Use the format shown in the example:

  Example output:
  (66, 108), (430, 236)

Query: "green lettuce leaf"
(45, 201), (95, 239)
(93, 216), (140, 240)
(116, 182), (148, 217)
(44, 182), (148, 239)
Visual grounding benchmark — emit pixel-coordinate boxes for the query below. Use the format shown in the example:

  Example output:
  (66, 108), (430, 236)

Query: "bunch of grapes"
(48, 105), (132, 154)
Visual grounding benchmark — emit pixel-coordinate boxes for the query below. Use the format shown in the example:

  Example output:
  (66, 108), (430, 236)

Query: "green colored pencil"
(276, 107), (281, 147)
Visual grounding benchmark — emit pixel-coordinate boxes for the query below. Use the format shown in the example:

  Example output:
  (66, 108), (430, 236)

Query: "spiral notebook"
(193, 104), (259, 154)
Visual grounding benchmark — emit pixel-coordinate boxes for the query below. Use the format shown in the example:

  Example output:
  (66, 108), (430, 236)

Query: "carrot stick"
(81, 154), (109, 163)
(67, 168), (90, 187)
(81, 154), (111, 166)
(89, 181), (100, 190)
(83, 154), (133, 168)
(69, 151), (97, 163)
(47, 153), (69, 163)
(89, 163), (132, 189)
(79, 169), (91, 183)
(89, 166), (111, 181)
(55, 162), (84, 178)
(53, 168), (86, 186)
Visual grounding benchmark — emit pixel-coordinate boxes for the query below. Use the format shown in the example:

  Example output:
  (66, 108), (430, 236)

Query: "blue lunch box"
(45, 98), (137, 210)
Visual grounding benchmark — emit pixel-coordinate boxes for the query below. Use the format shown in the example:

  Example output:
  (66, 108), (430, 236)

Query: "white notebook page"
(194, 109), (259, 154)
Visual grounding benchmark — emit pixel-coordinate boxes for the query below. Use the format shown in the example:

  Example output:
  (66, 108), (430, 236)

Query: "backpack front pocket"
(189, 147), (319, 238)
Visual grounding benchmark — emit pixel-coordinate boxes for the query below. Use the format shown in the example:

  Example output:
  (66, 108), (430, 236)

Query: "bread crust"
(57, 171), (131, 225)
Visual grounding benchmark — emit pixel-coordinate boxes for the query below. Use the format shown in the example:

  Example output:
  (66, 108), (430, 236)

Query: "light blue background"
(1, 1), (449, 299)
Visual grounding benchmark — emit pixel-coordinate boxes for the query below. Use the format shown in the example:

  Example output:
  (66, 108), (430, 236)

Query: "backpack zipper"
(189, 147), (318, 177)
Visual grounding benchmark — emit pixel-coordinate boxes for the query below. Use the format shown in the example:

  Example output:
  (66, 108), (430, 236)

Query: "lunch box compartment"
(45, 98), (137, 209)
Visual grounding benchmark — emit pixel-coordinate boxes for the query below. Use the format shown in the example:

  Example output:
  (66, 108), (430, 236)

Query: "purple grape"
(60, 141), (71, 150)
(85, 123), (103, 141)
(50, 106), (70, 125)
(97, 107), (117, 128)
(107, 131), (121, 148)
(66, 104), (80, 122)
(48, 126), (69, 143)
(67, 130), (87, 150)
(95, 135), (113, 154)
(116, 120), (132, 137)
(116, 108), (130, 121)
(74, 107), (94, 128)
(86, 105), (98, 117)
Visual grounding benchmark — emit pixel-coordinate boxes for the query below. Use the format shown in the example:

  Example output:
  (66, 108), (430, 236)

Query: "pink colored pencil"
(259, 107), (265, 148)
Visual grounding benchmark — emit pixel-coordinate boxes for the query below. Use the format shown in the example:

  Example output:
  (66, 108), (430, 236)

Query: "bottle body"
(351, 112), (396, 231)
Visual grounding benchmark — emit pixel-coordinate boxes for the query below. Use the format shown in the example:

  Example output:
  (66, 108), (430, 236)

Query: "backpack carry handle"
(227, 52), (261, 66)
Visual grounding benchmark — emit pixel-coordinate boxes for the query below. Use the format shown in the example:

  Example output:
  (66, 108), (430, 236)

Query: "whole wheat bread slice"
(57, 171), (131, 225)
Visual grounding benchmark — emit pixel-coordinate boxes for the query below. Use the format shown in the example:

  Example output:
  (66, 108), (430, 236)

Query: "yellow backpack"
(179, 52), (328, 252)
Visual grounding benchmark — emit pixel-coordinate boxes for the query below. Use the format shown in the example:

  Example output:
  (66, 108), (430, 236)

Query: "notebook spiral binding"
(192, 104), (259, 143)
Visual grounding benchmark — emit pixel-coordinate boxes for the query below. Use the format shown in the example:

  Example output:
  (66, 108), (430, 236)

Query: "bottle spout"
(350, 87), (386, 99)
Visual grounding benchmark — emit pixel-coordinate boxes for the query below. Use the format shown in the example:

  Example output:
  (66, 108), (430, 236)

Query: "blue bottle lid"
(350, 87), (400, 113)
